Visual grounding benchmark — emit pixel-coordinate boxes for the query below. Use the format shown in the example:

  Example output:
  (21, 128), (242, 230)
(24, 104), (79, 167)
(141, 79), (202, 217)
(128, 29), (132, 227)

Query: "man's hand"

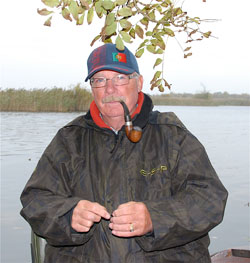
(109, 201), (153, 237)
(71, 200), (111, 232)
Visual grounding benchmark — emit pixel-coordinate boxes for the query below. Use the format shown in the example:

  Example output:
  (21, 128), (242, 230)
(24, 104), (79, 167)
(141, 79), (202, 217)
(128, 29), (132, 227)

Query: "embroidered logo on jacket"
(140, 165), (167, 177)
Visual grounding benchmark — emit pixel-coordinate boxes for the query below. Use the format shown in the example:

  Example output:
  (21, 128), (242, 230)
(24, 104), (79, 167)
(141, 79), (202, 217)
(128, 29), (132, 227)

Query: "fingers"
(71, 200), (153, 237)
(109, 222), (137, 237)
(109, 202), (153, 237)
(72, 218), (95, 233)
(109, 208), (136, 237)
(112, 201), (135, 217)
(79, 200), (111, 220)
(71, 200), (111, 232)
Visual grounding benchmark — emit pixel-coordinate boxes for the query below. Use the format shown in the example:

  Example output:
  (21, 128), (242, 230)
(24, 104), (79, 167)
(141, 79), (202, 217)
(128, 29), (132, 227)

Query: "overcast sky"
(1, 0), (249, 94)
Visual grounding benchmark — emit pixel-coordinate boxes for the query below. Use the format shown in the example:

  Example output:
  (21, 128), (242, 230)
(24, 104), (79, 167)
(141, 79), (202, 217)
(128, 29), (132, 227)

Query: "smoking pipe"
(119, 100), (142, 143)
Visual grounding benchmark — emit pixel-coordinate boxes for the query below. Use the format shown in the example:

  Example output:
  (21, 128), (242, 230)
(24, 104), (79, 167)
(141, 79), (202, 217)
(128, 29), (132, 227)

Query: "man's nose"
(105, 78), (116, 93)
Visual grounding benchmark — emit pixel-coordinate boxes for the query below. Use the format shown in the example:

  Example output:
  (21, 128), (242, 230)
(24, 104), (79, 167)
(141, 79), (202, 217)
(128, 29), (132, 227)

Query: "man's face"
(91, 70), (143, 119)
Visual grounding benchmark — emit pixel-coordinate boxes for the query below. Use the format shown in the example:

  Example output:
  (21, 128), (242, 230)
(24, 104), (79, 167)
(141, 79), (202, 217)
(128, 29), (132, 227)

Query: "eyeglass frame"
(90, 73), (139, 88)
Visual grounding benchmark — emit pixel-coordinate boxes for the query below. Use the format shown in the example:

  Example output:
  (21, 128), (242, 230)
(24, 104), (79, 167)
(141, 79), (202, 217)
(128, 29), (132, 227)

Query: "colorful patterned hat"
(85, 43), (140, 81)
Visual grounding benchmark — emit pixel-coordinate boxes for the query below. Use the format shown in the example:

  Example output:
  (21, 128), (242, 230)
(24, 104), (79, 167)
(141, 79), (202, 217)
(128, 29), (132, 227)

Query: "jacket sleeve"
(136, 131), (228, 251)
(20, 129), (96, 246)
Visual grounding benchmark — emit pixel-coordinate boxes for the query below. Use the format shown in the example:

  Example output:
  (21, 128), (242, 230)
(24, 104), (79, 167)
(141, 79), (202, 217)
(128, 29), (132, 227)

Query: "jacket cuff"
(64, 205), (79, 234)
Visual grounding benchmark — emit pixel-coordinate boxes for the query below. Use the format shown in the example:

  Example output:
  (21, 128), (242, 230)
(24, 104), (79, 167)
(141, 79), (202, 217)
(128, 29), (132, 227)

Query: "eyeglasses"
(90, 74), (138, 88)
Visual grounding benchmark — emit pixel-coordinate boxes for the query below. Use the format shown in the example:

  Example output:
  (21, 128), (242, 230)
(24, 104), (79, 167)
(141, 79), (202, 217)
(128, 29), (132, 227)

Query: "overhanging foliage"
(38, 0), (214, 92)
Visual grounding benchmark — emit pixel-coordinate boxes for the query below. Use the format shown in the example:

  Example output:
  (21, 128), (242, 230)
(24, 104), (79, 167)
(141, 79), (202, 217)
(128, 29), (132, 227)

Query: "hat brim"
(85, 65), (136, 82)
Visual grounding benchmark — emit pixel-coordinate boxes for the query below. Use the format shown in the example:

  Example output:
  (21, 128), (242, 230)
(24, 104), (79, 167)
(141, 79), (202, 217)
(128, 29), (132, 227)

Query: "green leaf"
(37, 8), (53, 16)
(146, 45), (156, 54)
(189, 18), (200, 24)
(90, 35), (101, 46)
(129, 28), (135, 38)
(158, 84), (164, 92)
(120, 31), (131, 43)
(140, 17), (149, 27)
(173, 7), (182, 16)
(95, 1), (103, 18)
(150, 39), (157, 46)
(44, 16), (52, 26)
(151, 79), (162, 90)
(69, 0), (79, 21)
(62, 8), (72, 21)
(119, 19), (132, 29)
(102, 0), (114, 10)
(87, 6), (94, 24)
(115, 35), (124, 50)
(105, 21), (117, 35)
(156, 39), (165, 50)
(80, 0), (90, 10)
(145, 31), (153, 36)
(153, 58), (163, 68)
(77, 13), (85, 25)
(135, 48), (144, 58)
(156, 48), (164, 54)
(152, 71), (162, 82)
(155, 33), (163, 41)
(104, 38), (113, 44)
(156, 5), (162, 13)
(116, 0), (127, 5)
(118, 7), (132, 17)
(63, 0), (71, 5)
(161, 0), (171, 7)
(163, 11), (172, 21)
(154, 34), (165, 49)
(41, 0), (59, 8)
(155, 79), (162, 86)
(164, 27), (175, 37)
(138, 39), (149, 49)
(150, 75), (159, 85)
(135, 25), (144, 39)
(153, 25), (160, 34)
(148, 10), (155, 20)
(78, 6), (85, 14)
(106, 12), (115, 26)
(203, 31), (212, 38)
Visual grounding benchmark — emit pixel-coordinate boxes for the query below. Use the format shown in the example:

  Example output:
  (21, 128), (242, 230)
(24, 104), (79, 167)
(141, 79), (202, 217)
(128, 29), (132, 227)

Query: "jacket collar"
(66, 92), (153, 131)
(133, 93), (153, 129)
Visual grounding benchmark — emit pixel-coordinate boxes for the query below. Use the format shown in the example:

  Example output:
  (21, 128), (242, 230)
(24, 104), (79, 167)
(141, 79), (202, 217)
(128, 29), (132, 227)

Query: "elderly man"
(20, 43), (228, 262)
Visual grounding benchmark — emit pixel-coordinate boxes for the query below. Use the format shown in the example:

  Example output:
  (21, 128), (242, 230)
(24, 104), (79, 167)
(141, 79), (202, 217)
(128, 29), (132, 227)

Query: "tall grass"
(0, 85), (93, 112)
(1, 87), (249, 112)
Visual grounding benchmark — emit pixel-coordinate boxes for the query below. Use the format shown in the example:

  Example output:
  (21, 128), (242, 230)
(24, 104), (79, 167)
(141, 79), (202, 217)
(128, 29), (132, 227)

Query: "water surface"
(1, 106), (249, 262)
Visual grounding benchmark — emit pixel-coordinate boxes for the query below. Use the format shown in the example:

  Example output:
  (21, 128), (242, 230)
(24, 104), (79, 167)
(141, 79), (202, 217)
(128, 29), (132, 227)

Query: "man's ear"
(138, 75), (143, 93)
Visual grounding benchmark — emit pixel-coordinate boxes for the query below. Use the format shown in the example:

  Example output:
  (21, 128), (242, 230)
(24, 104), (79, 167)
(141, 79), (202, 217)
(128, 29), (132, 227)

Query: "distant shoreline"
(1, 87), (249, 112)
(151, 92), (250, 107)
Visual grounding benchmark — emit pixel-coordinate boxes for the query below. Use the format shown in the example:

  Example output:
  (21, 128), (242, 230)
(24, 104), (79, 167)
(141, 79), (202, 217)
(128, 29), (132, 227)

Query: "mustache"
(102, 95), (126, 104)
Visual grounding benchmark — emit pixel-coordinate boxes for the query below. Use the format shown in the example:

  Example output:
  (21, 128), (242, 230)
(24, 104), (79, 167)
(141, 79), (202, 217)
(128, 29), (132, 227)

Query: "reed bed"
(1, 87), (249, 112)
(0, 85), (93, 112)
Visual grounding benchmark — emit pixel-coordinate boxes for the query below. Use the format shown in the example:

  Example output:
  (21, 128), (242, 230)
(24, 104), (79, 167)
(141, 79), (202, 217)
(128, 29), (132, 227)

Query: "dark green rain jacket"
(20, 93), (228, 263)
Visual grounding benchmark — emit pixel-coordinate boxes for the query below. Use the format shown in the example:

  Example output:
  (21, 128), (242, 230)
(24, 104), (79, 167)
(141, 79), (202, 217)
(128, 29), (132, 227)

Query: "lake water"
(1, 106), (250, 263)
